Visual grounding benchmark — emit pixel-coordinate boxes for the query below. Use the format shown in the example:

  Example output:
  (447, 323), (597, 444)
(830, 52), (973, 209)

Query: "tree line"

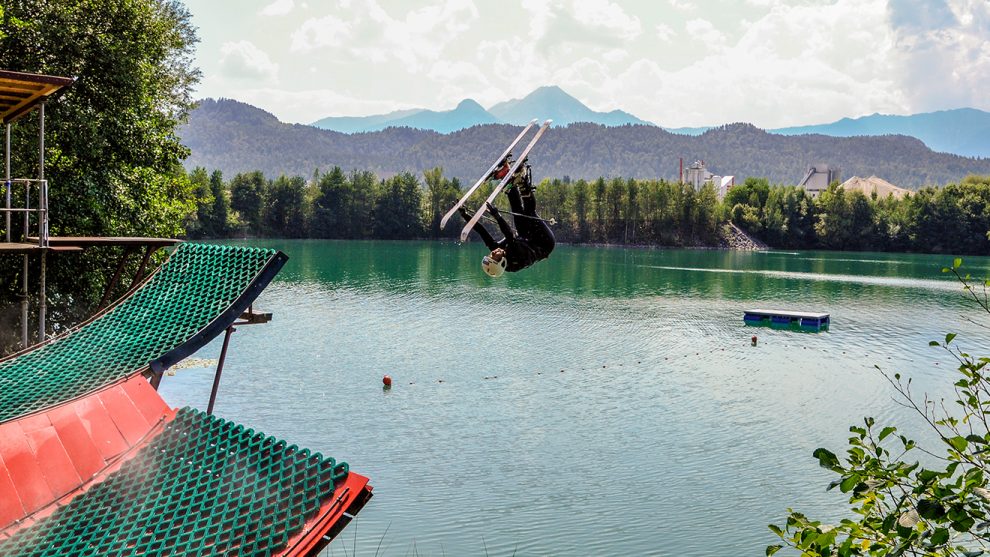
(185, 166), (990, 255)
(185, 166), (722, 247)
(725, 175), (990, 254)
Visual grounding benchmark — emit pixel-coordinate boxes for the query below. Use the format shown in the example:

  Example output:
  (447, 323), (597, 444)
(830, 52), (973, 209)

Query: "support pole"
(207, 326), (236, 415)
(38, 251), (45, 343)
(4, 123), (9, 242)
(131, 245), (155, 285)
(97, 246), (135, 310)
(37, 102), (46, 342)
(21, 254), (28, 348)
(38, 103), (45, 247)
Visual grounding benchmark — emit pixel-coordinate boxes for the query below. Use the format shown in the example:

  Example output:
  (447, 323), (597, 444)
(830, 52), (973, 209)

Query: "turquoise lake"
(157, 240), (990, 556)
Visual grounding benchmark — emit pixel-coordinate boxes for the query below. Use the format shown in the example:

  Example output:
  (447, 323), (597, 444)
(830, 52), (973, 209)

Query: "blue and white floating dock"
(743, 309), (830, 331)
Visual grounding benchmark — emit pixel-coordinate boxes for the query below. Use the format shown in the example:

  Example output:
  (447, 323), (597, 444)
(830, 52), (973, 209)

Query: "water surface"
(159, 241), (990, 555)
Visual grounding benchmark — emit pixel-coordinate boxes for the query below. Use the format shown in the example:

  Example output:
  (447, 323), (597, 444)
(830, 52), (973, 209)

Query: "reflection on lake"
(158, 240), (990, 555)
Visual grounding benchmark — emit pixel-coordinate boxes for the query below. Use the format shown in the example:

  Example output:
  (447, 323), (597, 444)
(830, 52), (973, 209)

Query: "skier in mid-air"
(458, 159), (555, 277)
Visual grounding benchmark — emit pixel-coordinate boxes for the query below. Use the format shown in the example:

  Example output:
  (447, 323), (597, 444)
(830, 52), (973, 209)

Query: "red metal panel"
(23, 422), (81, 500)
(74, 396), (129, 460)
(0, 422), (54, 515)
(15, 413), (50, 433)
(98, 386), (151, 446)
(0, 458), (26, 529)
(277, 473), (373, 557)
(47, 405), (105, 482)
(119, 376), (169, 425)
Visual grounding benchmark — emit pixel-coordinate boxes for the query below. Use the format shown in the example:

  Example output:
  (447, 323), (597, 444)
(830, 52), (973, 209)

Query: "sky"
(182, 0), (990, 128)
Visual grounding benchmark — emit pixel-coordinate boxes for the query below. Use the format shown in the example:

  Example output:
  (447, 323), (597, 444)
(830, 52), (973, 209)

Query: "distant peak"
(530, 85), (577, 99)
(456, 98), (484, 110)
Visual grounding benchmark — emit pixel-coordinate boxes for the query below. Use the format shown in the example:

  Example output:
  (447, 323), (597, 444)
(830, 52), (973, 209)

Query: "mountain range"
(181, 98), (990, 188)
(309, 86), (990, 159)
(312, 86), (652, 133)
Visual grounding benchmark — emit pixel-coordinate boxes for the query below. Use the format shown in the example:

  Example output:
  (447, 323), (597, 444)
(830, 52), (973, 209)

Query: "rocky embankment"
(720, 222), (768, 251)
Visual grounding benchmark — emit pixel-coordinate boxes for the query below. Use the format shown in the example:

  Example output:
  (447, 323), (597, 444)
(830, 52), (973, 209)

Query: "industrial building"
(798, 164), (841, 197)
(680, 159), (734, 198)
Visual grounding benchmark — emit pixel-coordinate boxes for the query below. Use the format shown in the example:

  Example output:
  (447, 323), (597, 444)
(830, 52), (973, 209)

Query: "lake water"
(158, 240), (990, 556)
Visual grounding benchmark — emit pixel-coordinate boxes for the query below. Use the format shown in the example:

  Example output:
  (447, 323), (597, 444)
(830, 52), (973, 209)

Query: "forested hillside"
(182, 99), (990, 188)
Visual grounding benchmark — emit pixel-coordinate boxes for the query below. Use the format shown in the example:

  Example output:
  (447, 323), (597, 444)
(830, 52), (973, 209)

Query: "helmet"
(482, 253), (506, 277)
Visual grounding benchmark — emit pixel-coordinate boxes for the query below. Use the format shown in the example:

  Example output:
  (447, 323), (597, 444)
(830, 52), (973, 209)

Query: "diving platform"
(744, 309), (830, 331)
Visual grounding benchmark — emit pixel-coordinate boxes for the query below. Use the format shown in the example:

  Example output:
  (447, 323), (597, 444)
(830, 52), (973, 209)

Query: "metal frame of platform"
(744, 308), (830, 331)
(1, 71), (185, 348)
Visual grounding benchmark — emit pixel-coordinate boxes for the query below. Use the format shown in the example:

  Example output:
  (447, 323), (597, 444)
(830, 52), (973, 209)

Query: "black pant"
(507, 187), (555, 257)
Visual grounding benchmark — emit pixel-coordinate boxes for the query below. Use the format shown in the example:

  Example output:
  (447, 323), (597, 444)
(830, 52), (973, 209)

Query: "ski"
(439, 118), (538, 230)
(459, 119), (552, 243)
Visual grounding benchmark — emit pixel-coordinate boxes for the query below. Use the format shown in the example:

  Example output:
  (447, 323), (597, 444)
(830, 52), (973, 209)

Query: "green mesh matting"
(0, 407), (350, 556)
(0, 243), (278, 423)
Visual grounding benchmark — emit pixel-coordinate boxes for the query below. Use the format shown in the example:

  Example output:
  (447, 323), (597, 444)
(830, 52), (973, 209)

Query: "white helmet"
(482, 253), (507, 277)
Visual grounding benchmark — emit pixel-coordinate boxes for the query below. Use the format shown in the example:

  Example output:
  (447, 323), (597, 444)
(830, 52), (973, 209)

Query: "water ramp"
(0, 243), (371, 555)
(0, 243), (284, 421)
(744, 309), (830, 331)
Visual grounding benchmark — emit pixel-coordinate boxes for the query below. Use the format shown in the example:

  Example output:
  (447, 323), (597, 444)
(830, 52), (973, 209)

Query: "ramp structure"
(0, 243), (372, 555)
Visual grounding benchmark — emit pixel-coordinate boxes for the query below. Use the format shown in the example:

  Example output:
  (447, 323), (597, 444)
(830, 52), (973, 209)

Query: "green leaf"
(814, 448), (841, 471)
(954, 258), (963, 269)
(930, 527), (949, 545)
(930, 340), (941, 346)
(840, 474), (860, 493)
(952, 514), (976, 532)
(946, 333), (957, 344)
(949, 436), (969, 453)
(879, 426), (896, 441)
(766, 544), (782, 556)
(768, 524), (784, 537)
(917, 498), (946, 519)
(966, 434), (986, 444)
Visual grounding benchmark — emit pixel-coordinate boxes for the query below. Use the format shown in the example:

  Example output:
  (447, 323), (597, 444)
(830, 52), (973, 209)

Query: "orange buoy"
(383, 375), (392, 387)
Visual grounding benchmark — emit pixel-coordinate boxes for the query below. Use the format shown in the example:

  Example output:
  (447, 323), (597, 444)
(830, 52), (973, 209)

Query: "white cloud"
(225, 88), (417, 123)
(886, 0), (990, 112)
(684, 18), (726, 50)
(655, 22), (675, 42)
(259, 0), (294, 16)
(290, 14), (351, 52)
(289, 0), (479, 72)
(597, 0), (910, 128)
(191, 0), (990, 128)
(219, 41), (279, 82)
(571, 0), (642, 40)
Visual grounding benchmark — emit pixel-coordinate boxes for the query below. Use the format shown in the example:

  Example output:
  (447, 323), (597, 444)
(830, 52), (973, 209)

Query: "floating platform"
(744, 309), (830, 331)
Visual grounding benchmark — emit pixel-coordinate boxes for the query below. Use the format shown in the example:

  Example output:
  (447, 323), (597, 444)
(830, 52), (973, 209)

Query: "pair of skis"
(439, 118), (553, 242)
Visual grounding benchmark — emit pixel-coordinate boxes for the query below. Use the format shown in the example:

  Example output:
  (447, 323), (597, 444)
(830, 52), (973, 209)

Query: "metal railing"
(3, 178), (49, 247)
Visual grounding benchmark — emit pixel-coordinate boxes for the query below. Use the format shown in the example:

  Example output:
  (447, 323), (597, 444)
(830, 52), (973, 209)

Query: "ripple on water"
(158, 242), (990, 556)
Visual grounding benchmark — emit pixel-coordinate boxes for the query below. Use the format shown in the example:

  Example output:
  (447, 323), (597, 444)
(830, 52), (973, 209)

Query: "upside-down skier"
(458, 161), (555, 277)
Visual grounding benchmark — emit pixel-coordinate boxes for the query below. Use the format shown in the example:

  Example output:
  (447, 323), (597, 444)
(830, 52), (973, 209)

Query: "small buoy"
(751, 335), (758, 346)
(382, 375), (392, 386)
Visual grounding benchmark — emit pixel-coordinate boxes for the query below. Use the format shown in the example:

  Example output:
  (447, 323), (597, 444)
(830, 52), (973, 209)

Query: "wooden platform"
(1, 236), (179, 253)
(0, 242), (44, 253)
(27, 236), (181, 248)
(744, 309), (830, 331)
